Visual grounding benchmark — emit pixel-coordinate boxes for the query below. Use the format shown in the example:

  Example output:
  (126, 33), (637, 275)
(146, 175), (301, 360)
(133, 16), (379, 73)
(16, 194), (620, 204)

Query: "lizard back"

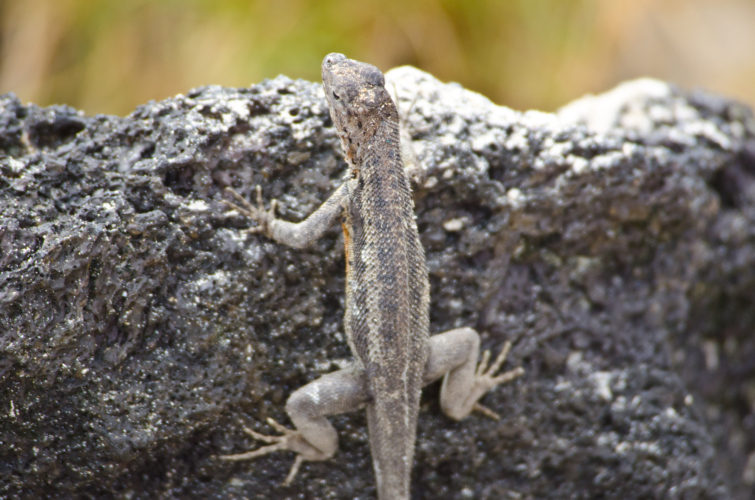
(322, 53), (430, 500)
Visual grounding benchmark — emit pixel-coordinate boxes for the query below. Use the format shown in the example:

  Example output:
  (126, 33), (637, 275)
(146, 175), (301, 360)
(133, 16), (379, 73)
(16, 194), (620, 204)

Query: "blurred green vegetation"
(1, 0), (753, 116)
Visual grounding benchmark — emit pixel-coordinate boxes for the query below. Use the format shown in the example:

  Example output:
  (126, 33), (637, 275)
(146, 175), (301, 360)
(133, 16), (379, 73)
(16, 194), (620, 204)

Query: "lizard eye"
(332, 91), (340, 100)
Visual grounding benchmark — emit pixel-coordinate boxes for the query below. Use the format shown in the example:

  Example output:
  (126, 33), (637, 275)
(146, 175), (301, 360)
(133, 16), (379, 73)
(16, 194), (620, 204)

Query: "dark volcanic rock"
(1, 67), (753, 499)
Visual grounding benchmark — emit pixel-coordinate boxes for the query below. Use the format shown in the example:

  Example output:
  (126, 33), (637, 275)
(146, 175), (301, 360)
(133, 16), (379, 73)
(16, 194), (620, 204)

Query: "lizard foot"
(469, 341), (524, 420)
(223, 185), (278, 236)
(218, 417), (327, 485)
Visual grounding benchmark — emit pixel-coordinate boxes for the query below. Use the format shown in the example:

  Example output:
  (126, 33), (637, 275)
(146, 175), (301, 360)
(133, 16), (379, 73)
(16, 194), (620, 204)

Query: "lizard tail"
(366, 383), (421, 500)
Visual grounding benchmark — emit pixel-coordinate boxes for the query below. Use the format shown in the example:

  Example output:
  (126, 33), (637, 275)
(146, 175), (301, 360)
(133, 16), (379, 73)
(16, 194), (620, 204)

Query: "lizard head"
(321, 53), (398, 168)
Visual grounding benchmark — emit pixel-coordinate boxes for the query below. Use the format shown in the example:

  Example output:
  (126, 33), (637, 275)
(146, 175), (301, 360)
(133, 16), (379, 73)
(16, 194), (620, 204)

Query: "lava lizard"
(220, 52), (524, 500)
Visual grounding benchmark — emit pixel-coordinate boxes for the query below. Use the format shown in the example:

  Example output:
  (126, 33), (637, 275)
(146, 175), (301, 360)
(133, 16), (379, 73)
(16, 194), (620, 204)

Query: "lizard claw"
(217, 417), (326, 485)
(472, 402), (501, 420)
(470, 341), (524, 420)
(217, 418), (297, 461)
(477, 342), (525, 383)
(223, 185), (277, 236)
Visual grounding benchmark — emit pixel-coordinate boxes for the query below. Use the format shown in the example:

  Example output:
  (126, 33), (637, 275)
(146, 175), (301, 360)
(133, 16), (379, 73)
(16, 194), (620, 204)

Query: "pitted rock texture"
(1, 67), (753, 499)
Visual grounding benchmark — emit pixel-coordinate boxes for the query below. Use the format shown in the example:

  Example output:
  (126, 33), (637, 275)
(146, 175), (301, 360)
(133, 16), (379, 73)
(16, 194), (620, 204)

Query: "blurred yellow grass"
(1, 0), (753, 116)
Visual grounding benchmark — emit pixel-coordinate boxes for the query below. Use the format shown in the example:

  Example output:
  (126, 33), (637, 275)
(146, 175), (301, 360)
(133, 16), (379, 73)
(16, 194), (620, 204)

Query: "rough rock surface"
(1, 65), (754, 499)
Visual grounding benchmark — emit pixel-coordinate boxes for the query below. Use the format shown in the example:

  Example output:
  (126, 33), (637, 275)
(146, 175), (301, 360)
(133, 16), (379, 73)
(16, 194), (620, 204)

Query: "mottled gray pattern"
(322, 53), (429, 499)
(217, 54), (523, 499)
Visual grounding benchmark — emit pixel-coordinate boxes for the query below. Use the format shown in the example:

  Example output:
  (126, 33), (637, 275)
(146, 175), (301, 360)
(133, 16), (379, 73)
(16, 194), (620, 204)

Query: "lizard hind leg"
(219, 365), (369, 485)
(422, 327), (524, 422)
(218, 417), (326, 485)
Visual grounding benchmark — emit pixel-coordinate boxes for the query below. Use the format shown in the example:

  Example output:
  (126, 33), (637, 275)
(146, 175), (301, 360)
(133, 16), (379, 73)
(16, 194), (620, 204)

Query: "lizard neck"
(356, 113), (405, 184)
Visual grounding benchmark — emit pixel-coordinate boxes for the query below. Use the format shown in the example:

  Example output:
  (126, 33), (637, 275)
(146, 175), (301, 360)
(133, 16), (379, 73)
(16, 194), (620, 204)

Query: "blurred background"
(1, 0), (753, 116)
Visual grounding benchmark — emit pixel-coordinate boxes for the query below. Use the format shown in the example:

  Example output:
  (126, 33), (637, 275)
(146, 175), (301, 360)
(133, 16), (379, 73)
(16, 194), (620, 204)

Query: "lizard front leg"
(423, 327), (524, 421)
(220, 365), (369, 484)
(224, 182), (348, 249)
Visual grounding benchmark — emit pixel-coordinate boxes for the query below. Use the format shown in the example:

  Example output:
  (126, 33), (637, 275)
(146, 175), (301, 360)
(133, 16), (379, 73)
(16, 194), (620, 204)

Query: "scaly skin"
(219, 53), (524, 500)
